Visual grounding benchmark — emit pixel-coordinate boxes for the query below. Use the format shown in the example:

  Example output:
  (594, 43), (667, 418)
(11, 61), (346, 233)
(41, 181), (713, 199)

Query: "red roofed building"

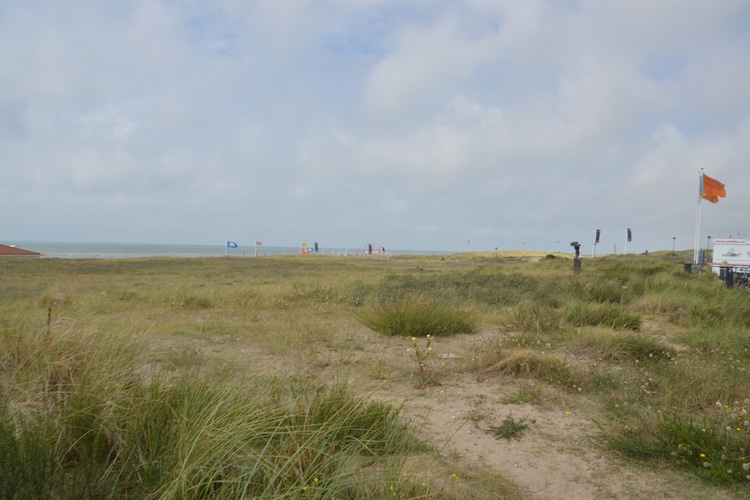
(0, 244), (41, 257)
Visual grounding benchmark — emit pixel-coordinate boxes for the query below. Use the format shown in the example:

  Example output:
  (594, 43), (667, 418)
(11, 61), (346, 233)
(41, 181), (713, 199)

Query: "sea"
(6, 241), (446, 259)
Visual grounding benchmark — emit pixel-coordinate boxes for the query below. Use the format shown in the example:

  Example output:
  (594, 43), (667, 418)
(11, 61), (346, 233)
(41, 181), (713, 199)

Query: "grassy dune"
(1, 251), (748, 498)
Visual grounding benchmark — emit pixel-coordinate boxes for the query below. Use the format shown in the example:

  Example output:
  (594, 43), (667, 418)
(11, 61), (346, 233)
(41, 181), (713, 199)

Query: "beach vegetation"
(354, 298), (477, 337)
(487, 414), (530, 440)
(0, 251), (748, 496)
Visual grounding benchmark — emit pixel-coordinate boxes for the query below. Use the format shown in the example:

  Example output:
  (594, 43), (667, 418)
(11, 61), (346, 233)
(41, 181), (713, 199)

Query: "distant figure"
(574, 244), (580, 260)
(644, 250), (649, 255)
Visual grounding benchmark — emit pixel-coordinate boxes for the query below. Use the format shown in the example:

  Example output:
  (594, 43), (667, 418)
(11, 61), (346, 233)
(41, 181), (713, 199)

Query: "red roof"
(0, 244), (41, 257)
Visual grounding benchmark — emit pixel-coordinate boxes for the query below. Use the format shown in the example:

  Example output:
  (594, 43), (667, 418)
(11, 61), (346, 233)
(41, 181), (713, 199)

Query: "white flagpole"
(693, 170), (702, 265)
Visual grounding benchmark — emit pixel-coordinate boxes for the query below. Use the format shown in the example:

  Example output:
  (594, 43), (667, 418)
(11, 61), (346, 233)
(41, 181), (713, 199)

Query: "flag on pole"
(227, 241), (238, 248)
(256, 241), (262, 246)
(627, 228), (632, 242)
(595, 229), (600, 244)
(700, 174), (726, 203)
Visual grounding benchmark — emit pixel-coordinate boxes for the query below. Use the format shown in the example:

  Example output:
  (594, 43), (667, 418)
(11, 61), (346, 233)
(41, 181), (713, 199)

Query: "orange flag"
(700, 173), (726, 203)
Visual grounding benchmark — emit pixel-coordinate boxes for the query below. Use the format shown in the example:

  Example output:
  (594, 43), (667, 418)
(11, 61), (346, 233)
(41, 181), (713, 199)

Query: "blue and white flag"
(227, 241), (238, 248)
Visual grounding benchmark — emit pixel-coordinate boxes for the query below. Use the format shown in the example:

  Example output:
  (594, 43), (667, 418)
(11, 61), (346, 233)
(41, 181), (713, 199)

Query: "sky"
(2, 0), (749, 253)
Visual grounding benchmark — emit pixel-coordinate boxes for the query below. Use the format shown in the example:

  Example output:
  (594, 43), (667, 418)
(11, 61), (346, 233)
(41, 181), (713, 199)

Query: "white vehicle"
(710, 238), (750, 275)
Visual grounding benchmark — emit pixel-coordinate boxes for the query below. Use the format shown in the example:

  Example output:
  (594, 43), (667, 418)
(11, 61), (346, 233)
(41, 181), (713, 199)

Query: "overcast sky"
(2, 0), (749, 253)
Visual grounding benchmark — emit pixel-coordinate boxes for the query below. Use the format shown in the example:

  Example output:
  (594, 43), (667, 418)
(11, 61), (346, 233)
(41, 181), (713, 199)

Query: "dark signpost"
(571, 241), (581, 275)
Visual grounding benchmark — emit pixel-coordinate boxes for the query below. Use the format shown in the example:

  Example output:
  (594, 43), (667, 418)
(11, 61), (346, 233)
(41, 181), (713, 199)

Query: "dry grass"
(0, 252), (747, 497)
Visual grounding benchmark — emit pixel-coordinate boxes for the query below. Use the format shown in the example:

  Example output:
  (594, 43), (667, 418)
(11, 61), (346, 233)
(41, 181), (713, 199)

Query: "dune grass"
(0, 315), (424, 498)
(1, 252), (749, 496)
(354, 298), (477, 337)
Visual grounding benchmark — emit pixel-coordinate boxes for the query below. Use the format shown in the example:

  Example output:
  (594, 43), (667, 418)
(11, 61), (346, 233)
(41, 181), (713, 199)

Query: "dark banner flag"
(595, 229), (601, 244)
(627, 228), (632, 242)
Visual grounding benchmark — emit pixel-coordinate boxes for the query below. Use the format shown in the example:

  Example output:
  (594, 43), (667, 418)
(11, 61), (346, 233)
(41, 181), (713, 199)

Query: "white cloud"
(0, 0), (748, 251)
(362, 14), (500, 116)
(79, 109), (136, 140)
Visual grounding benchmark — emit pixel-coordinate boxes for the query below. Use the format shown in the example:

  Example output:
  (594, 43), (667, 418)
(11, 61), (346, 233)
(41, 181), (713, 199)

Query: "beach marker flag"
(595, 229), (600, 244)
(627, 228), (632, 242)
(227, 241), (238, 248)
(693, 171), (726, 265)
(256, 241), (262, 246)
(700, 173), (726, 203)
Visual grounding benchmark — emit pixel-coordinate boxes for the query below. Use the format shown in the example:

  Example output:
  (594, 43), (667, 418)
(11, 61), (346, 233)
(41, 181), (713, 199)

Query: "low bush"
(589, 331), (674, 363)
(501, 301), (563, 334)
(465, 340), (585, 391)
(355, 299), (477, 337)
(370, 269), (562, 306)
(601, 403), (750, 485)
(565, 303), (641, 330)
(568, 275), (631, 304)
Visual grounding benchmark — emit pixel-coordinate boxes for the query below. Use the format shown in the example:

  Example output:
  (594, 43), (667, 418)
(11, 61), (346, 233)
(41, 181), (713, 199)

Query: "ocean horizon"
(5, 241), (450, 259)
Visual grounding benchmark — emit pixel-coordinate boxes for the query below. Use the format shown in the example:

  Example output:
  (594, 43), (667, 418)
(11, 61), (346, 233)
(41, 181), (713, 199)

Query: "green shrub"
(466, 342), (585, 391)
(173, 293), (214, 309)
(355, 299), (476, 337)
(501, 301), (563, 334)
(601, 405), (750, 485)
(675, 326), (750, 361)
(500, 383), (544, 404)
(488, 414), (529, 440)
(370, 269), (563, 306)
(630, 291), (686, 320)
(598, 332), (674, 362)
(565, 303), (641, 330)
(656, 353), (749, 411)
(281, 283), (338, 306)
(568, 277), (629, 304)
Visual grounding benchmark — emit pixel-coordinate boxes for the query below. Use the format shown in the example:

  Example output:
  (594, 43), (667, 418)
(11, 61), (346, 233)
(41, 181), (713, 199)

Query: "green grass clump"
(501, 301), (562, 334)
(488, 414), (529, 440)
(601, 404), (750, 485)
(0, 315), (424, 499)
(0, 370), (422, 499)
(500, 383), (544, 405)
(370, 268), (562, 306)
(675, 326), (750, 360)
(465, 339), (585, 391)
(569, 277), (631, 304)
(158, 377), (421, 498)
(564, 302), (642, 330)
(355, 299), (477, 337)
(569, 329), (675, 363)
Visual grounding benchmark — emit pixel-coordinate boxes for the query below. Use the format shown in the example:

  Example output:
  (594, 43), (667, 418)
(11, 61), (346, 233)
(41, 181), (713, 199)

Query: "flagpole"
(693, 170), (702, 266)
